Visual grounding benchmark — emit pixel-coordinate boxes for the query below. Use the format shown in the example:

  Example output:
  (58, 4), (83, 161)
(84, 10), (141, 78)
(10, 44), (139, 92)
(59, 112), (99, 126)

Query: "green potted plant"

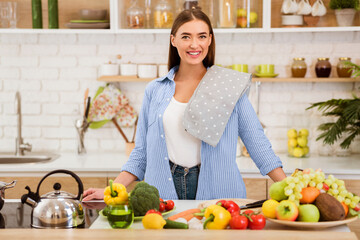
(307, 62), (360, 153)
(329, 0), (359, 26)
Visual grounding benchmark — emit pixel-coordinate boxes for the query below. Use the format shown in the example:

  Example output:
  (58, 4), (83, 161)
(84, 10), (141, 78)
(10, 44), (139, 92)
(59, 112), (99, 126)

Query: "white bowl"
(281, 15), (303, 26)
(138, 64), (157, 78)
(100, 63), (119, 76)
(120, 63), (137, 76)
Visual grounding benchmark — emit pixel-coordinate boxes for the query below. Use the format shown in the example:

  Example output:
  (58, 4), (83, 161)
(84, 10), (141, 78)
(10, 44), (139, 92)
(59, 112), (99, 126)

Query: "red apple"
(276, 200), (299, 221)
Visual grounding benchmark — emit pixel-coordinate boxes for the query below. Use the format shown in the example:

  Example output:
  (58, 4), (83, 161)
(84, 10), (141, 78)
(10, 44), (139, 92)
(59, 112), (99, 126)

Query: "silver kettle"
(21, 169), (84, 228)
(0, 180), (17, 211)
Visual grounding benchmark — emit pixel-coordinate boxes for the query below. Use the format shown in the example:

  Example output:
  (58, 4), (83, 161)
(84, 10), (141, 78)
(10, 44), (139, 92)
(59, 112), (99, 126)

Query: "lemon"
(299, 128), (309, 137)
(287, 129), (297, 138)
(297, 136), (308, 147)
(249, 12), (258, 24)
(142, 213), (166, 229)
(303, 146), (309, 155)
(262, 199), (280, 219)
(288, 138), (297, 148)
(237, 8), (247, 17)
(293, 147), (304, 158)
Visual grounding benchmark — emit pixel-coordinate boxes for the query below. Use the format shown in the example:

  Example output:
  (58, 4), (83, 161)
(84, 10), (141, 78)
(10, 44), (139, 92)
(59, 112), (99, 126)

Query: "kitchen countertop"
(0, 200), (357, 240)
(0, 152), (360, 179)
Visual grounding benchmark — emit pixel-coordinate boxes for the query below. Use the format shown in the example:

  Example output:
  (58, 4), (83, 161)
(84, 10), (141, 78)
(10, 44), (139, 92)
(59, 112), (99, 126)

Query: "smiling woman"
(83, 9), (286, 202)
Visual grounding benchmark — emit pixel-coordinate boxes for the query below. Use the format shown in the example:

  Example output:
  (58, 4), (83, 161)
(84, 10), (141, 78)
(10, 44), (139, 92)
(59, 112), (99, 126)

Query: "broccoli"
(129, 181), (160, 216)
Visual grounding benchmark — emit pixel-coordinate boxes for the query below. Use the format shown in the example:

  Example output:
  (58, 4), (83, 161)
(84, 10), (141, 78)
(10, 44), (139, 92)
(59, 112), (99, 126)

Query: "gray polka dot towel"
(183, 65), (252, 147)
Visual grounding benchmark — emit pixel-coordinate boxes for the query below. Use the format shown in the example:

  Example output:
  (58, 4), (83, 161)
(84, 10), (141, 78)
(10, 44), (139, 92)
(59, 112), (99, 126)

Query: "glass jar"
(337, 57), (353, 78)
(218, 0), (236, 28)
(154, 0), (174, 29)
(287, 128), (310, 158)
(126, 0), (145, 29)
(107, 203), (134, 229)
(315, 58), (331, 78)
(184, 0), (199, 10)
(291, 58), (307, 78)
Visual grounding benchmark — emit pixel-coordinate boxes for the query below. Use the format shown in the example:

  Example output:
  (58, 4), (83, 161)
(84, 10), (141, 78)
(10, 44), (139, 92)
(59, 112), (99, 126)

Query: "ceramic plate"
(254, 73), (279, 78)
(266, 216), (358, 229)
(133, 207), (176, 221)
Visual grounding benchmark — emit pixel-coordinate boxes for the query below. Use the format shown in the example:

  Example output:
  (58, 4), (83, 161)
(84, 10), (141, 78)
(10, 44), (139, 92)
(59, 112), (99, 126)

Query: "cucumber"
(164, 219), (189, 229)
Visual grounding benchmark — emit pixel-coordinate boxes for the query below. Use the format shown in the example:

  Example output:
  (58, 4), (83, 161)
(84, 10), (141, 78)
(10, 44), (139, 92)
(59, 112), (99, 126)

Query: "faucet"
(15, 91), (32, 156)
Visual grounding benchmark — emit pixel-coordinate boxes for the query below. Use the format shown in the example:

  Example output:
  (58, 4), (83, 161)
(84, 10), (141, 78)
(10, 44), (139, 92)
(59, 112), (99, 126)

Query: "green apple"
(297, 136), (308, 147)
(299, 128), (309, 137)
(269, 181), (288, 201)
(298, 204), (320, 222)
(276, 200), (299, 221)
(287, 129), (297, 138)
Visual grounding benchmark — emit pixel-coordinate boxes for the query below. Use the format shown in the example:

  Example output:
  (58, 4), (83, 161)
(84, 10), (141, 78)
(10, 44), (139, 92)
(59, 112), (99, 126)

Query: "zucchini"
(164, 219), (189, 229)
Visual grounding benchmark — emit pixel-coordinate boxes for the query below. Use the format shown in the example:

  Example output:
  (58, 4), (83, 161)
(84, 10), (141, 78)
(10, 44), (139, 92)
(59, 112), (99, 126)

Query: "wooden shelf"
(98, 76), (359, 83)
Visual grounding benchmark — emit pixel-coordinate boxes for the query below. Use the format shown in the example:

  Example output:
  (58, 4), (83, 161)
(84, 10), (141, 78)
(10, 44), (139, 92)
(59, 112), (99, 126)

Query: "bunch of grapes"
(282, 168), (360, 208)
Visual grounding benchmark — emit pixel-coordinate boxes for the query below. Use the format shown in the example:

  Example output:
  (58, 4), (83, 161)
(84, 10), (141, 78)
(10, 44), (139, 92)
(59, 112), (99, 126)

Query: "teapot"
(21, 169), (84, 228)
(0, 180), (17, 211)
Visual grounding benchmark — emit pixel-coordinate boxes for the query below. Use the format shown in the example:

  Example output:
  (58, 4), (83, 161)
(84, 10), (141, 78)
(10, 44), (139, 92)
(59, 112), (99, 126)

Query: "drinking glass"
(8, 2), (17, 28)
(107, 203), (134, 229)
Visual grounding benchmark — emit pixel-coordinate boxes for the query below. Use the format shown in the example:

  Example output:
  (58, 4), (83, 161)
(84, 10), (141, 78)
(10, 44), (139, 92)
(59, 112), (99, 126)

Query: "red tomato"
(165, 200), (175, 211)
(145, 209), (162, 216)
(242, 209), (254, 216)
(159, 202), (166, 212)
(248, 214), (266, 230)
(159, 198), (164, 203)
(231, 210), (240, 217)
(229, 215), (248, 229)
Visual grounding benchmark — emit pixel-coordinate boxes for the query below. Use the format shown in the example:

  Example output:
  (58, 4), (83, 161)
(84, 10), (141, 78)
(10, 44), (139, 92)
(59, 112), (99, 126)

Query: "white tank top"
(163, 97), (201, 168)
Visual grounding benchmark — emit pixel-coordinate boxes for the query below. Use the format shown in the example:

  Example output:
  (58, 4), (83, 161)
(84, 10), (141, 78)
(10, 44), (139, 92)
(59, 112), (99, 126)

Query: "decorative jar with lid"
(154, 0), (174, 28)
(291, 57), (307, 78)
(126, 0), (145, 29)
(315, 58), (331, 78)
(337, 57), (353, 78)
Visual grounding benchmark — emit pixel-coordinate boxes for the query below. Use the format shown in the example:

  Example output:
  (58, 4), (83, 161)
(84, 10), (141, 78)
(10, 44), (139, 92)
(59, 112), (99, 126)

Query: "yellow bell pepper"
(203, 204), (231, 229)
(103, 180), (128, 206)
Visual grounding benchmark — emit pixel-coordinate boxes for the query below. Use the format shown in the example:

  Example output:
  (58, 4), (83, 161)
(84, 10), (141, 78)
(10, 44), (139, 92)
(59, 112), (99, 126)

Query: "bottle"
(315, 58), (331, 78)
(31, 0), (42, 29)
(154, 0), (174, 28)
(48, 0), (59, 29)
(107, 202), (134, 229)
(218, 0), (236, 28)
(126, 0), (145, 29)
(291, 58), (307, 78)
(337, 57), (352, 78)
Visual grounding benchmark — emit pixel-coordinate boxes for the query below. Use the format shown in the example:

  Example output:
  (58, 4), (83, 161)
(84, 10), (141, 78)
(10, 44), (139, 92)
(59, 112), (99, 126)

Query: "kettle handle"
(36, 169), (84, 200)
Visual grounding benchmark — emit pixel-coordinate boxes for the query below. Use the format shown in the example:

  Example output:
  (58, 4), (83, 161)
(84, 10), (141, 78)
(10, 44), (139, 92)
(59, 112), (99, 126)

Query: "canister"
(138, 64), (157, 78)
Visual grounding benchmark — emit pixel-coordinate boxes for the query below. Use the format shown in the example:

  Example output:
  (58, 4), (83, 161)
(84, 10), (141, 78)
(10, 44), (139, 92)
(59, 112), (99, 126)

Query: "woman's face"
(171, 19), (212, 67)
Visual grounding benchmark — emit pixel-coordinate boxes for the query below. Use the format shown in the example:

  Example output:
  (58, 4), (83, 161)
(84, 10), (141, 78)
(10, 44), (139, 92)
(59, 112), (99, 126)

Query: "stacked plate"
(66, 9), (110, 29)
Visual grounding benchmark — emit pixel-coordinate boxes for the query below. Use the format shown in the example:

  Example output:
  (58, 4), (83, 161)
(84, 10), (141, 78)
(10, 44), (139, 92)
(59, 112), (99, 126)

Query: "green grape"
(303, 174), (310, 180)
(336, 179), (345, 186)
(285, 177), (294, 184)
(345, 198), (351, 205)
(293, 177), (299, 183)
(338, 186), (346, 192)
(340, 190), (348, 197)
(288, 182), (296, 189)
(309, 181), (316, 187)
(295, 192), (302, 199)
(295, 185), (302, 192)
(331, 183), (338, 189)
(285, 189), (293, 196)
(288, 194), (296, 202)
(320, 172), (325, 178)
(324, 179), (333, 186)
(350, 202), (356, 208)
(337, 196), (344, 203)
(328, 175), (335, 181)
(352, 196), (360, 204)
(309, 173), (315, 179)
(293, 200), (300, 207)
(298, 181), (305, 189)
(316, 183), (323, 190)
(346, 192), (354, 198)
(332, 189), (339, 195)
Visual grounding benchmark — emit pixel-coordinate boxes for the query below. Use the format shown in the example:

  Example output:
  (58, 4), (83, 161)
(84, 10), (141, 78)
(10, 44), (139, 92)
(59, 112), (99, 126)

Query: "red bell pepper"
(216, 200), (240, 214)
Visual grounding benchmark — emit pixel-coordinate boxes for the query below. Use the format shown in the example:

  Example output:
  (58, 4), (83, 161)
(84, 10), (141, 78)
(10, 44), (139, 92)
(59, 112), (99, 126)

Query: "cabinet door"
(0, 177), (107, 199)
(243, 178), (267, 200)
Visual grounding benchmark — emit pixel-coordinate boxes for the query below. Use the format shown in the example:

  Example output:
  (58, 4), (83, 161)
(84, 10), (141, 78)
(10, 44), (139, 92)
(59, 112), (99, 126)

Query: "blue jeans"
(169, 161), (200, 200)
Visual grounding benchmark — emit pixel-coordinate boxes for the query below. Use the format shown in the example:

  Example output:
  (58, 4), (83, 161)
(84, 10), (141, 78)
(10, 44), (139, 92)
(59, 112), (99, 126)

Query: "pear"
(269, 181), (288, 201)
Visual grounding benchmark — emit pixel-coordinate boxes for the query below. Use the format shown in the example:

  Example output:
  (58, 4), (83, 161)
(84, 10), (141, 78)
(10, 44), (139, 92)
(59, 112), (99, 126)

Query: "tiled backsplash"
(0, 32), (359, 155)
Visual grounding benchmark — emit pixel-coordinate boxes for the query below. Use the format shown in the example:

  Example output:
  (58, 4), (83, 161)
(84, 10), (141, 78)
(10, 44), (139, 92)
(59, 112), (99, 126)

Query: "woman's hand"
(82, 188), (104, 201)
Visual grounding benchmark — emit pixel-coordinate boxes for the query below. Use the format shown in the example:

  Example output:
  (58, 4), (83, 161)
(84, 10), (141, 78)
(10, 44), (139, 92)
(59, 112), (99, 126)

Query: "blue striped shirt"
(121, 66), (283, 200)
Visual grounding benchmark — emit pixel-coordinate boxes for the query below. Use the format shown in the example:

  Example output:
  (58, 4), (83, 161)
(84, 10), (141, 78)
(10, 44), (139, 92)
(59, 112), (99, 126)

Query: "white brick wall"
(0, 32), (359, 155)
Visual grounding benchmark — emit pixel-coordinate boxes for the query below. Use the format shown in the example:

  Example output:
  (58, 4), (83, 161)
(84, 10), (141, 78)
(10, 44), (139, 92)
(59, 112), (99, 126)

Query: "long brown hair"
(168, 9), (215, 71)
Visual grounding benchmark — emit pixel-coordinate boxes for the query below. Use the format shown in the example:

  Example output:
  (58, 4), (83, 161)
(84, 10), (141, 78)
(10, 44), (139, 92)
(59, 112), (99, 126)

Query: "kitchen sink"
(0, 153), (60, 164)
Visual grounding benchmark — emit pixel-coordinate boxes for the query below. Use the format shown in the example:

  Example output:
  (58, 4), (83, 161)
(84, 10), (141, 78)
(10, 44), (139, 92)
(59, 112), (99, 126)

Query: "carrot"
(168, 208), (202, 221)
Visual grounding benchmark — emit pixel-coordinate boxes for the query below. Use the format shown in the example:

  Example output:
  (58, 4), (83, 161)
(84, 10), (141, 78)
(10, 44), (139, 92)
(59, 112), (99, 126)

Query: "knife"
(239, 199), (267, 210)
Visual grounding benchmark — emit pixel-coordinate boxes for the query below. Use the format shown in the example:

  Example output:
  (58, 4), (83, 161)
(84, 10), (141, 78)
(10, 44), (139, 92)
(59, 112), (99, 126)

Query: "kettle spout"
(21, 186), (39, 208)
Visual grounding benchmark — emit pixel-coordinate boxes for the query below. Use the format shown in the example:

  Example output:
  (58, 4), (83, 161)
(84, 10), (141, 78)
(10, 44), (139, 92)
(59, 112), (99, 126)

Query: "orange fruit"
(300, 187), (320, 204)
(342, 202), (349, 216)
